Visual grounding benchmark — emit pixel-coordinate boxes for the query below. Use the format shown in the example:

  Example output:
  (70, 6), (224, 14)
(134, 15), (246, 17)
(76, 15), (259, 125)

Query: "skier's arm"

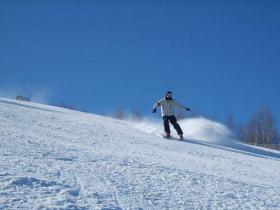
(174, 100), (191, 111)
(152, 100), (162, 113)
(153, 101), (161, 109)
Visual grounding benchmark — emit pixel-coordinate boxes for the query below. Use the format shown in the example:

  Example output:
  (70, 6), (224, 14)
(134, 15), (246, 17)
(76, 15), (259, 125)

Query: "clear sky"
(1, 1), (280, 127)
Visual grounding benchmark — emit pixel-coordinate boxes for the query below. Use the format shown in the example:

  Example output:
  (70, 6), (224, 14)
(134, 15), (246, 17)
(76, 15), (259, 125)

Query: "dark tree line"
(113, 108), (143, 122)
(53, 101), (88, 113)
(226, 107), (280, 150)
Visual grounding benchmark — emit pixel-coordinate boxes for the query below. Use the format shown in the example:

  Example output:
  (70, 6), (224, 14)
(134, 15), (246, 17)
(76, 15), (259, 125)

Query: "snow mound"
(135, 117), (232, 144)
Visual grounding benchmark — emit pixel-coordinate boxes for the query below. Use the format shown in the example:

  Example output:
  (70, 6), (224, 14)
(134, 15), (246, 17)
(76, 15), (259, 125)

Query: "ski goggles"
(166, 93), (172, 97)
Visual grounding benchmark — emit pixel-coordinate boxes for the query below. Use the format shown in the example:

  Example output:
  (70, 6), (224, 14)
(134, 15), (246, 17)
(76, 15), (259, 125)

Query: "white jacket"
(153, 98), (187, 116)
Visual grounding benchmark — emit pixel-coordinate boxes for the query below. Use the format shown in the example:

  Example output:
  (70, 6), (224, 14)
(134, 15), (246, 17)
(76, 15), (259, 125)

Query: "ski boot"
(179, 134), (184, 140)
(165, 132), (171, 138)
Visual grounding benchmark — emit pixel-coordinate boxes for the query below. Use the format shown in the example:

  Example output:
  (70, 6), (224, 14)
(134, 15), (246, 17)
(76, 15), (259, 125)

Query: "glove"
(186, 108), (191, 111)
(152, 108), (156, 113)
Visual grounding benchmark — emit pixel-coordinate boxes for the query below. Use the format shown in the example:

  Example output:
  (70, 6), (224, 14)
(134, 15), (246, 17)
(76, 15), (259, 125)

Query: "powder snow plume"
(135, 117), (232, 145)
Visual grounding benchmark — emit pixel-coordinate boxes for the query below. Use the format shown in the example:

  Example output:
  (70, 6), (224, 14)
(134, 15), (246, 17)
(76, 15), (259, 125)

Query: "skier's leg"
(163, 116), (170, 135)
(169, 116), (183, 135)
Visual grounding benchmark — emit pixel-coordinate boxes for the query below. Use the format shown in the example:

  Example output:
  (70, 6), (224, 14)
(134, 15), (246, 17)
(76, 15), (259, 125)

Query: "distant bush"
(113, 108), (126, 120)
(112, 108), (143, 122)
(130, 110), (143, 122)
(16, 95), (30, 102)
(53, 101), (88, 112)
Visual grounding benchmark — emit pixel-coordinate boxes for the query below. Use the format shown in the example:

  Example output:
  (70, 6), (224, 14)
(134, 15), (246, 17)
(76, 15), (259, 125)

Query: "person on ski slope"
(152, 91), (191, 140)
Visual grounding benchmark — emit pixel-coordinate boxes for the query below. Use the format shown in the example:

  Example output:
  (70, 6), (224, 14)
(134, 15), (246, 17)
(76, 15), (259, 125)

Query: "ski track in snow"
(0, 98), (280, 210)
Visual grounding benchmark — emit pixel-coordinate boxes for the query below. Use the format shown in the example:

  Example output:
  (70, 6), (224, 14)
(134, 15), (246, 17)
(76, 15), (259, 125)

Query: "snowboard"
(156, 133), (184, 141)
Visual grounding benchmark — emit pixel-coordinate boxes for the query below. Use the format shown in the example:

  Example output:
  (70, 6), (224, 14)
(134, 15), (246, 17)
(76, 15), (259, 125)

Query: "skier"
(152, 91), (191, 140)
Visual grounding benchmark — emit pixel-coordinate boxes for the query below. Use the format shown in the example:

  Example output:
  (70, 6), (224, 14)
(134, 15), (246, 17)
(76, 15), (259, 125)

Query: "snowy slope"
(0, 98), (280, 210)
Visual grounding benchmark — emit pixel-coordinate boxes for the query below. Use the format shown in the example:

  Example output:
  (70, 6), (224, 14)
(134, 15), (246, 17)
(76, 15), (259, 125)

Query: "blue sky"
(1, 1), (280, 127)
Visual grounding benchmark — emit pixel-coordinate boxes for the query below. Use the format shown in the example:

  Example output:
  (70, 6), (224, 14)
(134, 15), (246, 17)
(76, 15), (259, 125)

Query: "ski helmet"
(165, 91), (173, 100)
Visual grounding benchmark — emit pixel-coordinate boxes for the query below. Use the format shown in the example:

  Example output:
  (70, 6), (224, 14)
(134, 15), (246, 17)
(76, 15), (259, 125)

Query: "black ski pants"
(163, 115), (183, 135)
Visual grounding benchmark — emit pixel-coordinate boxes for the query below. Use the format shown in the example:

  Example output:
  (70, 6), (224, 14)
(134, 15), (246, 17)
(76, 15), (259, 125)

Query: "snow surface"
(0, 98), (280, 210)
